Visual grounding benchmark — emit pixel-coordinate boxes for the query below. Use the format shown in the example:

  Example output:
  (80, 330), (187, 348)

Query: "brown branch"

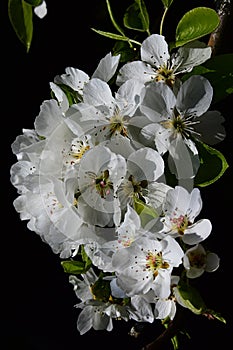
(208, 0), (233, 56)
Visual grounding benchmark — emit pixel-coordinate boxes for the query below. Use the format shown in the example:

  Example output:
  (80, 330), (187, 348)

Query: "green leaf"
(91, 274), (111, 302)
(24, 0), (42, 5)
(91, 28), (130, 42)
(113, 40), (138, 63)
(173, 281), (206, 315)
(52, 83), (82, 105)
(61, 260), (87, 274)
(161, 0), (173, 8)
(205, 310), (226, 324)
(194, 142), (229, 187)
(182, 66), (216, 78)
(175, 7), (220, 47)
(61, 245), (92, 274)
(133, 196), (158, 227)
(124, 0), (150, 33)
(8, 0), (33, 52)
(81, 245), (92, 271)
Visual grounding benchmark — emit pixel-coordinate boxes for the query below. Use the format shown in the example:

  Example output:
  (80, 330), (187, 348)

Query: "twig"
(141, 308), (185, 350)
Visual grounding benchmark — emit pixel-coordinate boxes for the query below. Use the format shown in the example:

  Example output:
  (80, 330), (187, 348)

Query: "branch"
(141, 308), (187, 350)
(208, 0), (233, 55)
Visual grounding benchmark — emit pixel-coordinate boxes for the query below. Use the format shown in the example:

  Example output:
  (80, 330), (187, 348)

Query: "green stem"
(128, 38), (142, 47)
(160, 7), (168, 35)
(106, 0), (125, 36)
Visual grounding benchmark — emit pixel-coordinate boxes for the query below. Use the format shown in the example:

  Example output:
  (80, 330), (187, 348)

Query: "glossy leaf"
(61, 260), (87, 274)
(123, 0), (150, 33)
(194, 141), (229, 187)
(91, 28), (129, 42)
(173, 281), (206, 315)
(8, 0), (33, 52)
(61, 246), (92, 274)
(133, 196), (158, 227)
(175, 7), (220, 47)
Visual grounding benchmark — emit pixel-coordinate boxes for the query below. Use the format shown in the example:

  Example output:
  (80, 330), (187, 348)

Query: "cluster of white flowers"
(10, 34), (225, 335)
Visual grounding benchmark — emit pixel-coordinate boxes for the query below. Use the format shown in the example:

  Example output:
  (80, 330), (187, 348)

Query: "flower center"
(118, 235), (133, 247)
(170, 214), (189, 235)
(155, 65), (175, 86)
(187, 251), (206, 268)
(109, 107), (128, 137)
(146, 251), (170, 276)
(95, 169), (113, 198)
(161, 114), (191, 139)
(128, 174), (148, 201)
(68, 137), (90, 163)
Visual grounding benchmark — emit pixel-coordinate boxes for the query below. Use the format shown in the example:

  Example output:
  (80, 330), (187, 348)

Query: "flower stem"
(160, 7), (168, 36)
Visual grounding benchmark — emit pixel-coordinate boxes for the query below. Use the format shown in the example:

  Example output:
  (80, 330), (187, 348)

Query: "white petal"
(176, 75), (213, 116)
(77, 307), (93, 335)
(152, 271), (171, 298)
(131, 296), (154, 322)
(92, 52), (120, 82)
(141, 34), (170, 67)
(183, 219), (212, 245)
(54, 67), (89, 93)
(140, 82), (175, 121)
(34, 99), (63, 137)
(127, 147), (164, 182)
(49, 82), (69, 113)
(186, 266), (205, 278)
(205, 252), (220, 272)
(174, 46), (212, 74)
(194, 111), (226, 145)
(83, 78), (114, 106)
(115, 79), (144, 115)
(156, 299), (172, 319)
(169, 136), (196, 179)
(164, 185), (190, 215)
(34, 1), (47, 19)
(188, 188), (202, 221)
(116, 61), (155, 85)
(110, 279), (127, 298)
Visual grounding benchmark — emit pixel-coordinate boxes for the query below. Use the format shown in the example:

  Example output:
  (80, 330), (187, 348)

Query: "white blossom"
(183, 243), (220, 278)
(140, 75), (225, 180)
(112, 235), (184, 298)
(34, 1), (47, 19)
(116, 34), (212, 88)
(160, 186), (212, 245)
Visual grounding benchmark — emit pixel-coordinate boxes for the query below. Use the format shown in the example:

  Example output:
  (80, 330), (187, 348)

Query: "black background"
(2, 0), (232, 349)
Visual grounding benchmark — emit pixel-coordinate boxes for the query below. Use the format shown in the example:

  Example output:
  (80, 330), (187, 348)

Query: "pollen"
(145, 251), (169, 276)
(69, 139), (90, 161)
(170, 214), (189, 235)
(109, 107), (128, 137)
(155, 64), (175, 86)
(95, 170), (113, 198)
